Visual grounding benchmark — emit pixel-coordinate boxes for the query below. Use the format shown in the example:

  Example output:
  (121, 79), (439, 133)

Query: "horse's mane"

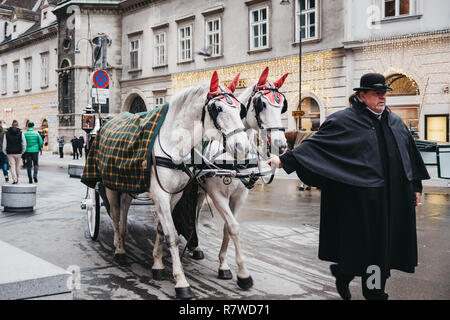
(239, 85), (255, 105)
(169, 83), (209, 112)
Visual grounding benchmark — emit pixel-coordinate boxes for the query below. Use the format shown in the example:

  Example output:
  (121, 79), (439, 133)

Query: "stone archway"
(385, 73), (420, 132)
(129, 96), (147, 114)
(122, 90), (148, 113)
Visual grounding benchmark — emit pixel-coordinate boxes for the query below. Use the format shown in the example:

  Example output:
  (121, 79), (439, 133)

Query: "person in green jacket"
(24, 122), (43, 184)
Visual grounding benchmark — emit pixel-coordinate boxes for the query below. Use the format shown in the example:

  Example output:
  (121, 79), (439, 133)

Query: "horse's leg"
(218, 223), (233, 280)
(119, 193), (133, 250)
(104, 188), (125, 258)
(152, 190), (194, 299)
(190, 190), (206, 260)
(209, 187), (253, 289)
(151, 221), (165, 280)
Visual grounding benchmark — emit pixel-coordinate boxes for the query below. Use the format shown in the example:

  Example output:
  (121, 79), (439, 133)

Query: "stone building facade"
(0, 0), (59, 151)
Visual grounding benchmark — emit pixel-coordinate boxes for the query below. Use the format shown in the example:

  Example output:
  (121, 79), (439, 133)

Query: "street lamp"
(280, 0), (302, 129)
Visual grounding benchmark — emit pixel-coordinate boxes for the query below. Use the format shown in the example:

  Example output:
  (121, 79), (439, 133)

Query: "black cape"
(281, 101), (430, 277)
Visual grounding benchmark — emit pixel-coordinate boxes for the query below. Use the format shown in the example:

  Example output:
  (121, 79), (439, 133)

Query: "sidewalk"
(38, 151), (85, 171)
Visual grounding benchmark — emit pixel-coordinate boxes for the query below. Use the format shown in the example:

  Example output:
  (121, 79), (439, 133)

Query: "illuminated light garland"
(171, 50), (336, 114)
(362, 29), (450, 106)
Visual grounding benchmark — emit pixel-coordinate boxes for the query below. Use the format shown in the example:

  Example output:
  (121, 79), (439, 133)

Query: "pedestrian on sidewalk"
(77, 135), (85, 158)
(58, 136), (65, 158)
(3, 120), (26, 184)
(24, 122), (43, 184)
(71, 136), (79, 160)
(267, 73), (430, 300)
(0, 121), (9, 182)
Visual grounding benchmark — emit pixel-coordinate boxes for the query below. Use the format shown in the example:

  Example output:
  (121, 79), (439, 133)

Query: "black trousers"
(25, 152), (39, 180)
(72, 147), (78, 159)
(59, 146), (64, 158)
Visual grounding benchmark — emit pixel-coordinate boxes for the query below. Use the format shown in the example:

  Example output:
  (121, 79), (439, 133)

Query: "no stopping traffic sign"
(93, 70), (109, 89)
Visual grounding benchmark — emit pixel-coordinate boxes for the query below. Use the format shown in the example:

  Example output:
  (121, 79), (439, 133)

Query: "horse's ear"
(210, 71), (219, 93)
(274, 73), (289, 89)
(257, 67), (269, 87)
(227, 73), (240, 93)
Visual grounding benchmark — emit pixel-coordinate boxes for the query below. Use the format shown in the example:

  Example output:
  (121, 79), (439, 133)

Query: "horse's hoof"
(114, 253), (127, 265)
(175, 287), (195, 300)
(218, 269), (233, 280)
(237, 276), (253, 290)
(192, 250), (205, 260)
(152, 269), (164, 281)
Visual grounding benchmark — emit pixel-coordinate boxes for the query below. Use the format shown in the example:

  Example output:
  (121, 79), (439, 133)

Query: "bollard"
(68, 164), (84, 178)
(1, 185), (37, 213)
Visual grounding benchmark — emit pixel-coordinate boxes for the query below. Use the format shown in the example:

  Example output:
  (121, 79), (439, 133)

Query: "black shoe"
(5, 176), (9, 182)
(34, 177), (38, 183)
(330, 264), (353, 300)
(29, 179), (33, 184)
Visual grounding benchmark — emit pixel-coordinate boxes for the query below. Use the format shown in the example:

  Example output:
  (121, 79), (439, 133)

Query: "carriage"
(79, 68), (288, 299)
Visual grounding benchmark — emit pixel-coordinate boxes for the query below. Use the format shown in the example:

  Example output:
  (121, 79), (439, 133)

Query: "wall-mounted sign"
(292, 110), (306, 117)
(49, 103), (58, 108)
(223, 79), (247, 89)
(4, 108), (12, 112)
(32, 105), (40, 109)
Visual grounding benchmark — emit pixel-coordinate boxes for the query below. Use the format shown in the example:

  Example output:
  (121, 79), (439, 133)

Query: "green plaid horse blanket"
(81, 104), (169, 193)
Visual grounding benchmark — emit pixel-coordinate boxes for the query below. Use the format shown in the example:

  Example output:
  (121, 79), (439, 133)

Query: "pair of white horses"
(103, 67), (288, 299)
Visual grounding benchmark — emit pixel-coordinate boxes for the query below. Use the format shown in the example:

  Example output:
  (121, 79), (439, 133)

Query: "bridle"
(245, 84), (288, 133)
(201, 89), (247, 152)
(244, 84), (288, 158)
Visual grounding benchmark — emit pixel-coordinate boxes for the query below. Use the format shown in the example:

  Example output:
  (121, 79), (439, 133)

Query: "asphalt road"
(0, 161), (449, 300)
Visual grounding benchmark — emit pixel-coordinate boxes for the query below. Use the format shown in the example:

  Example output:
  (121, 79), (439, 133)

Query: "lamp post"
(280, 0), (302, 129)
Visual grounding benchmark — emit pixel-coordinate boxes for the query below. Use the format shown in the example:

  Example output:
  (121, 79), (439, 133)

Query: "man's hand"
(266, 155), (282, 169)
(415, 192), (421, 206)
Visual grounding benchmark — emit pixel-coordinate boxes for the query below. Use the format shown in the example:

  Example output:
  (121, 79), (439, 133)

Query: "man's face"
(360, 90), (386, 113)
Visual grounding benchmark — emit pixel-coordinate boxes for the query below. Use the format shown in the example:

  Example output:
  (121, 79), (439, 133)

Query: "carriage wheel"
(86, 187), (101, 240)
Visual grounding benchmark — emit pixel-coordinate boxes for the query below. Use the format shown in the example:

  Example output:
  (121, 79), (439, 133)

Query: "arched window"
(129, 96), (147, 114)
(298, 97), (320, 131)
(386, 74), (419, 96)
(386, 73), (420, 133)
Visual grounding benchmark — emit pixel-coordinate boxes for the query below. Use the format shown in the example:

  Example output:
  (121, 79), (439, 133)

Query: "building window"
(129, 39), (140, 70)
(1, 65), (6, 94)
(13, 25), (16, 33)
(250, 7), (269, 50)
(384, 0), (411, 17)
(206, 18), (221, 57)
(155, 96), (165, 106)
(43, 11), (47, 20)
(178, 25), (192, 62)
(154, 32), (166, 67)
(13, 62), (19, 92)
(25, 58), (32, 90)
(296, 0), (318, 41)
(41, 53), (49, 87)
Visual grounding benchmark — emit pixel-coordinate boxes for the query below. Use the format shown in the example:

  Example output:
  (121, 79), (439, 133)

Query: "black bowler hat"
(353, 73), (392, 92)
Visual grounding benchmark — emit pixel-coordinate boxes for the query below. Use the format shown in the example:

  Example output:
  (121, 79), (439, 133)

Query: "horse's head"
(202, 71), (250, 160)
(243, 67), (289, 156)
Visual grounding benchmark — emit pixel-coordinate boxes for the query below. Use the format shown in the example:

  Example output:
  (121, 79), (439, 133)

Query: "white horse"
(103, 71), (250, 299)
(191, 67), (289, 286)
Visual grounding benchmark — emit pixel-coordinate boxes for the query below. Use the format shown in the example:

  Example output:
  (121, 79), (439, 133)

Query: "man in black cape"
(268, 73), (430, 300)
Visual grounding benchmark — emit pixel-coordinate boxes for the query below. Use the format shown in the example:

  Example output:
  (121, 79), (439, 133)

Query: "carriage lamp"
(82, 106), (96, 133)
(280, 0), (290, 5)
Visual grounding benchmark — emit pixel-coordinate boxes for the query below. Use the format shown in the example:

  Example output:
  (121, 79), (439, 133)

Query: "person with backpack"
(3, 120), (26, 184)
(24, 122), (43, 184)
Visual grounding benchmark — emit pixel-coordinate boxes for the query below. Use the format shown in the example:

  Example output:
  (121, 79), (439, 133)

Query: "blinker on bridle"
(245, 85), (288, 132)
(201, 90), (247, 151)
